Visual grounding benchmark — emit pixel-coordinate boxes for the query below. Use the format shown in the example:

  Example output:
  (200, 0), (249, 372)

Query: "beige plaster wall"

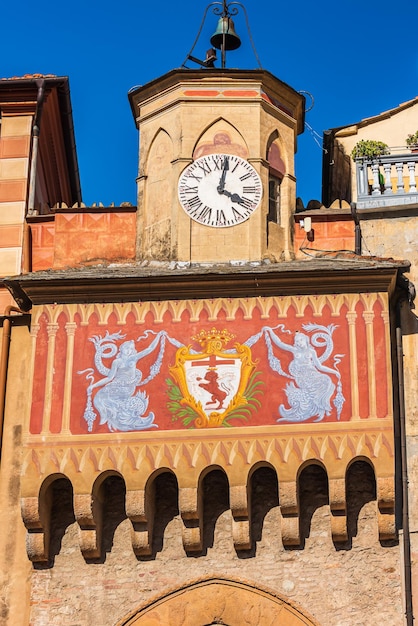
(26, 491), (402, 626)
(334, 101), (418, 201)
(358, 215), (418, 435)
(330, 107), (418, 606)
(358, 212), (418, 619)
(0, 317), (405, 626)
(135, 82), (298, 263)
(0, 324), (32, 626)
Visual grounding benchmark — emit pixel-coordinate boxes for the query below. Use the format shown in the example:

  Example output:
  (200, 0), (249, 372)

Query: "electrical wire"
(299, 246), (358, 258)
(305, 121), (326, 152)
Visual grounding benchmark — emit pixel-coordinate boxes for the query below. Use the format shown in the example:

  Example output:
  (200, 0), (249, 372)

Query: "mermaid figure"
(262, 326), (344, 423)
(80, 330), (176, 432)
(85, 340), (155, 432)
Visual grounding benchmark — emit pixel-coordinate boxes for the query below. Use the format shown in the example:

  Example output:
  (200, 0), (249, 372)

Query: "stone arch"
(248, 462), (279, 547)
(142, 128), (174, 259)
(138, 468), (179, 557)
(193, 118), (249, 159)
(145, 127), (173, 171)
(298, 461), (329, 546)
(266, 129), (286, 177)
(198, 465), (230, 553)
(22, 473), (75, 564)
(116, 575), (321, 625)
(265, 130), (286, 237)
(87, 470), (127, 559)
(145, 128), (174, 225)
(345, 456), (377, 539)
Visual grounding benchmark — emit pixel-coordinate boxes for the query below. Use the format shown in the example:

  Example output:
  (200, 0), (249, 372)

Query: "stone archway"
(117, 576), (321, 626)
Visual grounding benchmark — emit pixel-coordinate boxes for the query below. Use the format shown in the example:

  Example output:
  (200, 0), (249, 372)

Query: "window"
(268, 175), (281, 225)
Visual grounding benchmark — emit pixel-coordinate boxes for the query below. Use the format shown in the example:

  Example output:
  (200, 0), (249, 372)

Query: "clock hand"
(217, 157), (229, 193)
(220, 189), (244, 204)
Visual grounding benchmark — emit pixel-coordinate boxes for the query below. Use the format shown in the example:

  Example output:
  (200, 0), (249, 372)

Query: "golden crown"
(192, 327), (235, 350)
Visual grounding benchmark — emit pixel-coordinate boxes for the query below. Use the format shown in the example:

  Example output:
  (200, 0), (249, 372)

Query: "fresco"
(28, 293), (391, 435)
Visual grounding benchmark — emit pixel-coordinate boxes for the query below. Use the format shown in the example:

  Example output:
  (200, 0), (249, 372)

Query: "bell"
(210, 16), (241, 51)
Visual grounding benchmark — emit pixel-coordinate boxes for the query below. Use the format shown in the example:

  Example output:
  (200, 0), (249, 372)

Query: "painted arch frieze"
(27, 293), (392, 436)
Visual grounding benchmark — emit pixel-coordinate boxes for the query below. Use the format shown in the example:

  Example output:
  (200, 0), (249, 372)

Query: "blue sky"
(3, 0), (418, 206)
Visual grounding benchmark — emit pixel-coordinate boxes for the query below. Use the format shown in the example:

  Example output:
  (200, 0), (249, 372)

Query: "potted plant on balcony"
(406, 131), (418, 152)
(351, 139), (389, 160)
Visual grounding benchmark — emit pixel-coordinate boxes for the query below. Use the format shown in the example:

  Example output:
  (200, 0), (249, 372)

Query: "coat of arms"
(167, 328), (261, 428)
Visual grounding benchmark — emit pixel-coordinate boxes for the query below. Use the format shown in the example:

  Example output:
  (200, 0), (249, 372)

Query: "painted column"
(26, 323), (40, 430)
(346, 310), (360, 420)
(381, 308), (393, 418)
(61, 321), (77, 434)
(363, 310), (377, 419)
(41, 322), (59, 435)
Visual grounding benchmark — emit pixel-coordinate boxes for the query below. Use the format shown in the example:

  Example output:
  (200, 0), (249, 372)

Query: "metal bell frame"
(182, 0), (262, 70)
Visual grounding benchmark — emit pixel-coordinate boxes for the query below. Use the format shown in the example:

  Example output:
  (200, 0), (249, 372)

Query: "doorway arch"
(117, 576), (321, 625)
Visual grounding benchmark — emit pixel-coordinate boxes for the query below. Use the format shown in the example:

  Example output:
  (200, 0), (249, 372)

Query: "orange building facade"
(0, 69), (415, 626)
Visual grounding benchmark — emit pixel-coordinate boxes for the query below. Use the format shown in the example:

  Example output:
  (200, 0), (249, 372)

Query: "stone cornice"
(128, 68), (305, 134)
(3, 259), (408, 310)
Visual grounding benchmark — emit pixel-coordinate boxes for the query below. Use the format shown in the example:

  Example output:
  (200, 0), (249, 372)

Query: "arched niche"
(266, 131), (286, 228)
(142, 128), (174, 259)
(117, 576), (321, 625)
(193, 119), (248, 159)
(266, 130), (286, 178)
(145, 129), (174, 227)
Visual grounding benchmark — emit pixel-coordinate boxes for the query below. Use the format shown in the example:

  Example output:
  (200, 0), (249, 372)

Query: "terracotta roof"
(3, 256), (410, 312)
(6, 254), (410, 277)
(0, 73), (57, 81)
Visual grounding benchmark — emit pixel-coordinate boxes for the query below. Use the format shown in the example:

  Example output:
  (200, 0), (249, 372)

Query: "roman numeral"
(243, 185), (257, 194)
(188, 196), (202, 209)
(196, 205), (212, 224)
(239, 172), (252, 181)
(231, 207), (244, 221)
(216, 209), (226, 226)
(239, 197), (253, 210)
(197, 159), (211, 175)
(212, 156), (223, 170)
(179, 185), (198, 195)
(187, 172), (202, 183)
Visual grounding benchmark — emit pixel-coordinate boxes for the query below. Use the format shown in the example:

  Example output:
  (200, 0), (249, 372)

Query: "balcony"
(355, 150), (418, 210)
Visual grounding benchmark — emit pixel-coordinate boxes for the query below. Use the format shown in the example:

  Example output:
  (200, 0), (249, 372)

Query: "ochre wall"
(333, 101), (418, 202)
(26, 475), (402, 626)
(134, 76), (299, 263)
(0, 324), (32, 626)
(1, 290), (400, 625)
(358, 211), (418, 618)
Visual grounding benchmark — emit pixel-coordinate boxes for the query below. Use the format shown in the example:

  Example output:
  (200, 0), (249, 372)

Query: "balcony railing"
(355, 150), (418, 209)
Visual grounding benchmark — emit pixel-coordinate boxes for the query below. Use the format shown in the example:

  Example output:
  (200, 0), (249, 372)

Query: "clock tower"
(128, 68), (305, 263)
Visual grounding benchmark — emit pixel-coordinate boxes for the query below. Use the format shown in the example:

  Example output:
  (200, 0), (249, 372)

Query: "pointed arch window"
(267, 139), (285, 228)
(268, 176), (281, 224)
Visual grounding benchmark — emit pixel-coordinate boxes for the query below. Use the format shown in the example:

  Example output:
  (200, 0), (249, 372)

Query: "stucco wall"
(27, 468), (402, 626)
(359, 211), (418, 620)
(332, 101), (418, 202)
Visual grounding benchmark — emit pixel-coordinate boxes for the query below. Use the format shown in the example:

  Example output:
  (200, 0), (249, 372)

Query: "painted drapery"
(28, 293), (390, 434)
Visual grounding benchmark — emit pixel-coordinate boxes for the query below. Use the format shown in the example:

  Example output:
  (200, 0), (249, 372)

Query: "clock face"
(178, 153), (262, 227)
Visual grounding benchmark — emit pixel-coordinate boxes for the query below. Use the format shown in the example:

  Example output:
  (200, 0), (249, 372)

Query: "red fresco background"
(29, 296), (389, 434)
